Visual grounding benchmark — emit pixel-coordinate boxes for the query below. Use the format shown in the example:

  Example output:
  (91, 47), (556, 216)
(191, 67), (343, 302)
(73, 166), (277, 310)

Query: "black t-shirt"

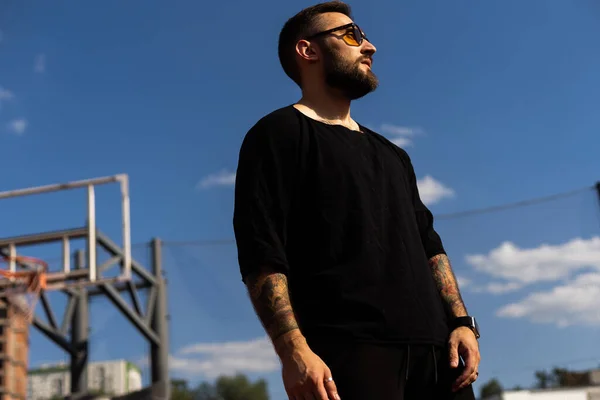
(233, 105), (449, 346)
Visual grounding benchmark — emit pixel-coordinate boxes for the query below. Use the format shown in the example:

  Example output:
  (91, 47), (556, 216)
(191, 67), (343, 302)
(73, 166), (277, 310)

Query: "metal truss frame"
(0, 231), (169, 399)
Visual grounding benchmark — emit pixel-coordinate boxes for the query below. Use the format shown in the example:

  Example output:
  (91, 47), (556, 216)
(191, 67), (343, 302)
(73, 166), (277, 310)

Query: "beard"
(321, 46), (379, 100)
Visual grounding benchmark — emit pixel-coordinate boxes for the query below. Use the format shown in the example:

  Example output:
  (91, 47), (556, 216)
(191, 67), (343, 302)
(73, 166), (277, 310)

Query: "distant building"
(486, 386), (600, 400)
(484, 369), (600, 400)
(27, 359), (142, 400)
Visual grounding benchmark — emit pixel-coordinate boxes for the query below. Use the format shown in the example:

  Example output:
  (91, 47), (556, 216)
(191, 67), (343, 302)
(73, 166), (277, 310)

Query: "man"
(233, 2), (480, 399)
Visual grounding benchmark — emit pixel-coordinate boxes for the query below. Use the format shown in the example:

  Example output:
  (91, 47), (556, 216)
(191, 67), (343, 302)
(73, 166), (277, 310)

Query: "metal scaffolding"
(0, 175), (170, 399)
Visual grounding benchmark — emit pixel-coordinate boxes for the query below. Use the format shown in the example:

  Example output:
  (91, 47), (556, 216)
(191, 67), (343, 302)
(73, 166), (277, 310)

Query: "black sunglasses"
(306, 23), (368, 47)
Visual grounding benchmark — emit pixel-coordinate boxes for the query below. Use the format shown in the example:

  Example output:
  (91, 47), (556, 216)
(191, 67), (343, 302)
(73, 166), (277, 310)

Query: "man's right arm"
(233, 115), (341, 399)
(244, 267), (306, 357)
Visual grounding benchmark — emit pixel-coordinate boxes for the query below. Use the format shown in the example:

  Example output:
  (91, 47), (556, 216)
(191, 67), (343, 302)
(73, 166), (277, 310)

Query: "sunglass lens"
(353, 26), (364, 45)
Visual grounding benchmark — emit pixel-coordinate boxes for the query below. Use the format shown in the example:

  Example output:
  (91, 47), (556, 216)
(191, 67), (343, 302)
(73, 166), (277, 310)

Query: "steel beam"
(0, 227), (87, 247)
(71, 250), (89, 394)
(97, 232), (156, 285)
(32, 317), (73, 354)
(86, 280), (152, 297)
(150, 238), (170, 395)
(100, 282), (160, 345)
(0, 174), (125, 199)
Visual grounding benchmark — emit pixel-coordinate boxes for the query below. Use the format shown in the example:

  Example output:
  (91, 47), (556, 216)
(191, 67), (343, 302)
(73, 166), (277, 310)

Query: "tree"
(171, 373), (270, 400)
(479, 378), (503, 399)
(172, 379), (194, 400)
(535, 370), (551, 389)
(535, 367), (590, 389)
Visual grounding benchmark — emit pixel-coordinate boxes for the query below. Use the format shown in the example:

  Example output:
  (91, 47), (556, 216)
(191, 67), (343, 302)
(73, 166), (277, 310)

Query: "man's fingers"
(455, 370), (479, 391)
(315, 381), (330, 400)
(448, 340), (460, 368)
(324, 376), (341, 400)
(453, 350), (479, 391)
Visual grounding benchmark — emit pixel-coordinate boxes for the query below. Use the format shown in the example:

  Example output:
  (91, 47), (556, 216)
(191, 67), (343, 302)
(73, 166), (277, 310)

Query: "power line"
(161, 184), (596, 247)
(436, 185), (594, 220)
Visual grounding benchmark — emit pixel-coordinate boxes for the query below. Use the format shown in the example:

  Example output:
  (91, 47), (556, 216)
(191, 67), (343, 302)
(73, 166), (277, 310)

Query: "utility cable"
(162, 184), (596, 247)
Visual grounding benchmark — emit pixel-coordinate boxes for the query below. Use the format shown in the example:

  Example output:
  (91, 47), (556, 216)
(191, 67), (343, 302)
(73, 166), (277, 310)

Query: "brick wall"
(0, 300), (30, 400)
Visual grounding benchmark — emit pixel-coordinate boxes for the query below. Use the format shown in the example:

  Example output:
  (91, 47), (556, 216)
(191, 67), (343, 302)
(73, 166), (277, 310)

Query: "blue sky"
(1, 0), (600, 398)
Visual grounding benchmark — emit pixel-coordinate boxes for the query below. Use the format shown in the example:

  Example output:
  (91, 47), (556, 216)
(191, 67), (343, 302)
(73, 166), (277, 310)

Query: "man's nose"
(362, 40), (376, 55)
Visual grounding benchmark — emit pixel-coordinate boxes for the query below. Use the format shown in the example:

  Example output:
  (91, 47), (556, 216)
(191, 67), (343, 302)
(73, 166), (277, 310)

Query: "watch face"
(472, 317), (480, 338)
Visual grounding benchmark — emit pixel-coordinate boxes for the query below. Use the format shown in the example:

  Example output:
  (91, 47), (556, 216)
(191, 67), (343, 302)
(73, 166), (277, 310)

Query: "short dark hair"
(278, 1), (352, 87)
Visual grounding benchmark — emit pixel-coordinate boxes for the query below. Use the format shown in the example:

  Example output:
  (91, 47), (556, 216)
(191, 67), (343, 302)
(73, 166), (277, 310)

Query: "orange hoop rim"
(0, 255), (48, 289)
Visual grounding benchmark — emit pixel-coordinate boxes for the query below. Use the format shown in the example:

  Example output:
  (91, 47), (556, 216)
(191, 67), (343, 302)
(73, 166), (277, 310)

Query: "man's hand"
(276, 333), (341, 400)
(448, 327), (480, 392)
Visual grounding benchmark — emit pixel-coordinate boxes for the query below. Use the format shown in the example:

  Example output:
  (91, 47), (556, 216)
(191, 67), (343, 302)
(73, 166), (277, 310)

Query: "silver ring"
(324, 377), (333, 383)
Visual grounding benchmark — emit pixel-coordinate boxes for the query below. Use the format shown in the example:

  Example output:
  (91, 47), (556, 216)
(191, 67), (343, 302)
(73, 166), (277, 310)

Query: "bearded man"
(233, 2), (480, 399)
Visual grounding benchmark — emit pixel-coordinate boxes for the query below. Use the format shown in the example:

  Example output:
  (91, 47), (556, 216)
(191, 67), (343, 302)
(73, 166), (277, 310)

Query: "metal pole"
(87, 185), (97, 283)
(119, 175), (132, 281)
(71, 250), (89, 395)
(150, 238), (170, 398)
(0, 174), (125, 200)
(596, 182), (600, 210)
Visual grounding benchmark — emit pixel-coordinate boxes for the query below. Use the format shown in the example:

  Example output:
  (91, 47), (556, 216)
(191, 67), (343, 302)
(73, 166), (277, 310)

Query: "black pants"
(310, 341), (476, 400)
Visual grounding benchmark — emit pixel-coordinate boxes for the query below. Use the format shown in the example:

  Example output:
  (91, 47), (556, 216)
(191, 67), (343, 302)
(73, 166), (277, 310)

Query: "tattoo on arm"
(428, 254), (468, 318)
(245, 269), (300, 342)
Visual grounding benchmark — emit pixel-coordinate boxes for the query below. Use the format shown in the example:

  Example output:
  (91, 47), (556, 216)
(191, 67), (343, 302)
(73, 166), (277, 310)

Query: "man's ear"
(296, 40), (319, 62)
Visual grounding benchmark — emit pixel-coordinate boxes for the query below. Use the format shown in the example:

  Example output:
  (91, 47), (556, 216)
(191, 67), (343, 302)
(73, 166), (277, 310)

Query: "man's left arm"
(428, 253), (480, 391)
(428, 253), (468, 319)
(402, 150), (480, 392)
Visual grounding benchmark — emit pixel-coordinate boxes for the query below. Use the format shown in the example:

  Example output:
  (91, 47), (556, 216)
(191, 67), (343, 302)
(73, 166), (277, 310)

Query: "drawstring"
(403, 346), (438, 385)
(431, 345), (438, 385)
(405, 345), (411, 381)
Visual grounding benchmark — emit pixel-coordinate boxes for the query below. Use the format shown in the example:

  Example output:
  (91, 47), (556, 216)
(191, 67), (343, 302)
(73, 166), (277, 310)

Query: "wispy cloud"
(497, 272), (600, 327)
(7, 118), (27, 135)
(197, 170), (236, 189)
(0, 87), (14, 102)
(466, 236), (600, 285)
(378, 124), (424, 148)
(416, 175), (455, 205)
(140, 336), (279, 379)
(470, 281), (524, 295)
(464, 236), (600, 327)
(34, 53), (46, 73)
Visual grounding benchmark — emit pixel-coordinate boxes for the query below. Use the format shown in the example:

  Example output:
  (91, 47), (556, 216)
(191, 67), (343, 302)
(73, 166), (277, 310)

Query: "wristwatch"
(451, 316), (480, 339)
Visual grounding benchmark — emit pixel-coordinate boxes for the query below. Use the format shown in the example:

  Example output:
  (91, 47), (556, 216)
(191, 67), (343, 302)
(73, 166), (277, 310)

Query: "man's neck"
(295, 86), (353, 125)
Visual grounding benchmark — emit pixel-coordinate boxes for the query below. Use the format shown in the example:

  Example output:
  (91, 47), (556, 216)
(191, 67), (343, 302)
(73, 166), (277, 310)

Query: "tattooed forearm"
(245, 269), (300, 342)
(428, 254), (468, 318)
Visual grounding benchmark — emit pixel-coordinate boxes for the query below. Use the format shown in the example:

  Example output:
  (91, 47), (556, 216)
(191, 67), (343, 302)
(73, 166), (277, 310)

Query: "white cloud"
(167, 336), (279, 379)
(378, 124), (423, 148)
(7, 118), (27, 135)
(416, 175), (455, 205)
(470, 281), (524, 295)
(389, 136), (412, 147)
(197, 170), (236, 189)
(466, 236), (600, 285)
(0, 87), (14, 102)
(456, 276), (471, 288)
(34, 53), (46, 73)
(496, 272), (600, 327)
(464, 236), (600, 326)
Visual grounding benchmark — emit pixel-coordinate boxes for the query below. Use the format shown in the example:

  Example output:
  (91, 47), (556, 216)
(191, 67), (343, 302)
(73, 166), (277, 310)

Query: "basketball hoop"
(0, 255), (47, 322)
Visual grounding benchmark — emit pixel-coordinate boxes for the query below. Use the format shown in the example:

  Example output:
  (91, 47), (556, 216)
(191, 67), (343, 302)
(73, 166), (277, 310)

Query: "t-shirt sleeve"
(233, 114), (303, 283)
(402, 151), (447, 259)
